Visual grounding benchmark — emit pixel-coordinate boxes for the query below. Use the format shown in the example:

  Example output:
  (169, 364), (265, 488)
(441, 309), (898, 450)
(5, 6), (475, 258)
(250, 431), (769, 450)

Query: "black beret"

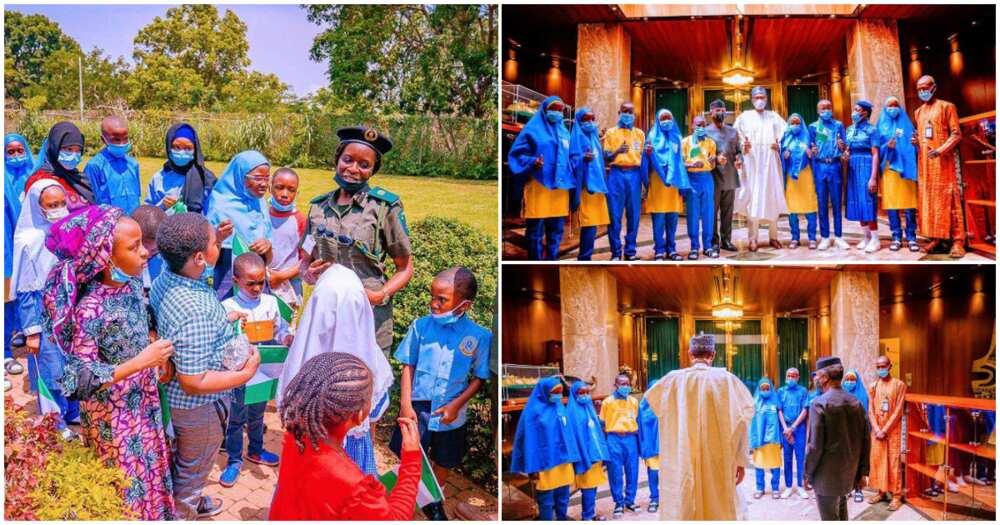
(816, 356), (842, 369)
(336, 126), (394, 156)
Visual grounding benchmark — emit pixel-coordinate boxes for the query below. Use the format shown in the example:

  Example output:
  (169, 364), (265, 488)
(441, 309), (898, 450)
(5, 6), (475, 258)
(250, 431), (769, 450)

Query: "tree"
(4, 10), (80, 102)
(304, 4), (497, 118)
(26, 47), (131, 110)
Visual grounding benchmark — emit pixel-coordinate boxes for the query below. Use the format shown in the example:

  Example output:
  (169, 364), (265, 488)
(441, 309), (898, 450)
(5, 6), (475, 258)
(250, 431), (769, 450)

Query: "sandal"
(908, 240), (920, 252)
(4, 358), (24, 375)
(889, 240), (901, 251)
(887, 499), (903, 511)
(753, 491), (764, 499)
(772, 491), (781, 499)
(749, 239), (759, 252)
(197, 496), (224, 519)
(808, 240), (817, 250)
(789, 240), (800, 249)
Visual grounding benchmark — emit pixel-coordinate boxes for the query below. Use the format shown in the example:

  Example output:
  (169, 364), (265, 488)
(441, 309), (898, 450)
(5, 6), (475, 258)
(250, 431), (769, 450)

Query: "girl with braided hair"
(270, 352), (422, 520)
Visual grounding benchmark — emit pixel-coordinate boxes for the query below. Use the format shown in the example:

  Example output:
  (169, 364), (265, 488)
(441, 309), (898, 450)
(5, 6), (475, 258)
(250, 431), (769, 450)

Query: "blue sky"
(7, 4), (329, 96)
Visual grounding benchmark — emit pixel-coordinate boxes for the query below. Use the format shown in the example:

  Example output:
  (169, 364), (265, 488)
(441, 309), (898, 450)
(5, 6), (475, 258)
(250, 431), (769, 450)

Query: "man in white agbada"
(275, 263), (393, 475)
(643, 334), (755, 520)
(734, 86), (788, 252)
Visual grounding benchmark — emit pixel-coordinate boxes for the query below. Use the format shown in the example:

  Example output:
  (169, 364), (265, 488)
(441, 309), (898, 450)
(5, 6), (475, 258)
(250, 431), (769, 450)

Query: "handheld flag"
(168, 200), (188, 215)
(232, 233), (249, 258)
(379, 444), (445, 509)
(32, 354), (61, 416)
(275, 295), (294, 324)
(243, 344), (289, 405)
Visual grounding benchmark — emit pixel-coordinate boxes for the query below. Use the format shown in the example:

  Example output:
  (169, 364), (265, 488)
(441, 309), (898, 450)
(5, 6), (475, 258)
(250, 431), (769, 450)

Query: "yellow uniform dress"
(523, 178), (569, 219)
(784, 164), (819, 214)
(537, 462), (575, 490)
(925, 442), (946, 466)
(881, 160), (918, 210)
(599, 396), (640, 433)
(752, 443), (783, 469)
(603, 127), (645, 168)
(576, 461), (607, 489)
(645, 169), (685, 214)
(579, 190), (609, 227)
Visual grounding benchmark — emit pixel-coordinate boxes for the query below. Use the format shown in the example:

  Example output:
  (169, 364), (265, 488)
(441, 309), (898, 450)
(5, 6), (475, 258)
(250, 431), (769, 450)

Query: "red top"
(23, 170), (89, 211)
(268, 432), (422, 521)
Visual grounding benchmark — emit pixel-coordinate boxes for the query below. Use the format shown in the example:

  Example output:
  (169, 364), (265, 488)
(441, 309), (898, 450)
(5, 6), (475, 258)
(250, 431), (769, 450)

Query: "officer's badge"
(399, 210), (410, 235)
(460, 335), (477, 357)
(364, 128), (379, 142)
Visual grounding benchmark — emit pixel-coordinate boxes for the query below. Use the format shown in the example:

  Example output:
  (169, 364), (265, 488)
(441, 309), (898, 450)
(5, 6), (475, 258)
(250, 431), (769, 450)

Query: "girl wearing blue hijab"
(877, 96), (920, 252)
(568, 108), (609, 261)
(781, 114), (819, 249)
(206, 150), (273, 299)
(641, 109), (690, 260)
(567, 381), (609, 520)
(4, 133), (35, 379)
(510, 376), (580, 520)
(750, 377), (783, 499)
(843, 368), (871, 502)
(507, 96), (576, 260)
(845, 100), (882, 253)
(638, 380), (661, 513)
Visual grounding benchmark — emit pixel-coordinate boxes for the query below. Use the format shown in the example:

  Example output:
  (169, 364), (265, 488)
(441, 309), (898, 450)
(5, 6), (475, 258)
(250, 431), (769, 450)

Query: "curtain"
(786, 84), (820, 126)
(777, 317), (810, 379)
(646, 317), (680, 385)
(655, 88), (689, 136)
(693, 320), (727, 368)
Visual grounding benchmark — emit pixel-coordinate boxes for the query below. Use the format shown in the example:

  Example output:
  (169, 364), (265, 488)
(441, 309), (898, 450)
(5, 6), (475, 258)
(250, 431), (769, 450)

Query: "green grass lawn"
(133, 157), (498, 237)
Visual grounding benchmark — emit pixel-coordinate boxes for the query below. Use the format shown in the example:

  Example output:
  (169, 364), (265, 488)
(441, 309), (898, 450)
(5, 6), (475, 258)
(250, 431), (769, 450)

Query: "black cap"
(816, 356), (842, 369)
(710, 99), (726, 110)
(336, 126), (394, 156)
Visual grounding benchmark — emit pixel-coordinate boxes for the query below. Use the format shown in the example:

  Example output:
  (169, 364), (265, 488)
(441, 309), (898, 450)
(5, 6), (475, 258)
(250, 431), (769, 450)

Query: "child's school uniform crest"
(459, 335), (478, 357)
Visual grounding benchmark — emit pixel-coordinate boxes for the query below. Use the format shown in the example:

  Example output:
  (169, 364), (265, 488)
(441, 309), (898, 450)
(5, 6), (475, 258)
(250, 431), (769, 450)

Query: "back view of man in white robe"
(734, 86), (788, 252)
(643, 334), (755, 520)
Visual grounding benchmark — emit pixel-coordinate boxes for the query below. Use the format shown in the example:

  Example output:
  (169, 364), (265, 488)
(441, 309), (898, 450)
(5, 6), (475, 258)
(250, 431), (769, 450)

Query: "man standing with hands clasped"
(805, 356), (870, 521)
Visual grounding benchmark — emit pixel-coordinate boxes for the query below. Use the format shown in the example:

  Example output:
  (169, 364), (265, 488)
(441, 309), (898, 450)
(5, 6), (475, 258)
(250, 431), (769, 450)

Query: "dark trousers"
(526, 217), (565, 261)
(816, 494), (848, 521)
(578, 225), (597, 260)
(814, 163), (844, 238)
(888, 209), (917, 241)
(225, 385), (266, 466)
(537, 484), (570, 520)
(713, 187), (736, 247)
(651, 212), (679, 256)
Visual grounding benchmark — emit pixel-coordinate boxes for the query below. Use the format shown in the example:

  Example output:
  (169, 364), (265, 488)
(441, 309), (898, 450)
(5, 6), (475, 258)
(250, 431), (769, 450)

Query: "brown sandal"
(887, 498), (903, 511)
(749, 239), (759, 252)
(867, 493), (886, 505)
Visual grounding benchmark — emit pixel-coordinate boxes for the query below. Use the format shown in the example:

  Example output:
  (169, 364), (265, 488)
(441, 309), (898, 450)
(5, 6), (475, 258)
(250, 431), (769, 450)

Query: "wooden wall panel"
(501, 296), (562, 367)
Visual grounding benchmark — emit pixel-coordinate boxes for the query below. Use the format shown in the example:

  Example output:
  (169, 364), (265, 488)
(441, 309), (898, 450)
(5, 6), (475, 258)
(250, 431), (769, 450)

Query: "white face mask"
(753, 99), (767, 110)
(45, 207), (69, 222)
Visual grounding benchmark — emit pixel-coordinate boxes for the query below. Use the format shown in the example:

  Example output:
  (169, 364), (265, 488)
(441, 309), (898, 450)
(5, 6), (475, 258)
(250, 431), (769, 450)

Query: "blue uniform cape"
(566, 380), (609, 474)
(84, 147), (142, 215)
(206, 150), (273, 248)
(750, 377), (783, 449)
(506, 96), (576, 191)
(568, 108), (608, 203)
(781, 114), (812, 181)
(842, 368), (870, 414)
(637, 379), (660, 459)
(5, 133), (36, 199)
(510, 376), (581, 475)
(640, 109), (691, 192)
(876, 98), (918, 182)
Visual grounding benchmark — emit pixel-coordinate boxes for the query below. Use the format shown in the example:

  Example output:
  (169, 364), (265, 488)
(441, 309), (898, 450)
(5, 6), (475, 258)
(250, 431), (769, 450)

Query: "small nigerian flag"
(379, 444), (444, 508)
(243, 344), (289, 405)
(32, 354), (61, 415)
(167, 200), (188, 215)
(232, 233), (249, 259)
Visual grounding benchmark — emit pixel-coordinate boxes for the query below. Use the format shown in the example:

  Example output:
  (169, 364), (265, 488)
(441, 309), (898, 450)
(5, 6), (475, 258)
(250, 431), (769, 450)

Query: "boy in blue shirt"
(777, 367), (810, 499)
(391, 266), (492, 520)
(84, 116), (142, 215)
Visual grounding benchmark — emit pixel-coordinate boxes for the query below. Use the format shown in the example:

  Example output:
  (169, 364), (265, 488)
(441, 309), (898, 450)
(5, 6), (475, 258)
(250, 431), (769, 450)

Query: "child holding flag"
(267, 167), (306, 313)
(391, 266), (492, 520)
(219, 252), (293, 487)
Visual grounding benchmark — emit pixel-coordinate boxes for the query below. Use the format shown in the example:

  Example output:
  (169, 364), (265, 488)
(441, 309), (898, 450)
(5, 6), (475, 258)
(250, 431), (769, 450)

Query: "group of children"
(3, 118), (494, 521)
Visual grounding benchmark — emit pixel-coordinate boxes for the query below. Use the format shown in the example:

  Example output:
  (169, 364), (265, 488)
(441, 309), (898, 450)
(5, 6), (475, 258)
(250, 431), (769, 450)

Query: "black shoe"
(648, 501), (659, 513)
(624, 503), (641, 513)
(624, 255), (640, 261)
(612, 506), (624, 519)
(10, 332), (25, 348)
(669, 252), (684, 261)
(721, 240), (738, 252)
(421, 501), (449, 521)
(654, 253), (666, 261)
(706, 249), (720, 259)
(687, 251), (699, 260)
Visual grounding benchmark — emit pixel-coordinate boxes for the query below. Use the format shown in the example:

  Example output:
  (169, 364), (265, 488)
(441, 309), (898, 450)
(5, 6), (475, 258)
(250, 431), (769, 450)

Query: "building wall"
(501, 295), (562, 366)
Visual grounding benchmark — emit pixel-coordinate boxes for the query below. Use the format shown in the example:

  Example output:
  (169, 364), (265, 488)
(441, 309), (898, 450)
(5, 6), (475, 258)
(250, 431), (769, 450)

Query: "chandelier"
(712, 265), (744, 319)
(722, 64), (755, 86)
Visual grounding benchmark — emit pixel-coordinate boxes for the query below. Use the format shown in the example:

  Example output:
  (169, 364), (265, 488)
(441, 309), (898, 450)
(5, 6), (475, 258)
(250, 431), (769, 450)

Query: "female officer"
(300, 127), (414, 354)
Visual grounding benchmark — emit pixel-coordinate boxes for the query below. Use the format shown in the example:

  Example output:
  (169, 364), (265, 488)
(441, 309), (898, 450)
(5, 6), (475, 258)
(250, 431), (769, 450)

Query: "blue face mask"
(658, 119), (674, 131)
(616, 386), (631, 397)
(580, 121), (597, 134)
(109, 263), (133, 284)
(819, 110), (833, 121)
(105, 141), (132, 159)
(885, 107), (900, 119)
(843, 380), (857, 391)
(6, 154), (29, 167)
(58, 150), (82, 170)
(576, 394), (592, 404)
(789, 124), (802, 134)
(546, 110), (564, 124)
(200, 260), (215, 282)
(694, 127), (707, 138)
(851, 112), (864, 124)
(760, 389), (772, 398)
(877, 368), (889, 378)
(169, 149), (194, 167)
(549, 393), (562, 404)
(918, 90), (933, 102)
(334, 173), (369, 194)
(430, 300), (469, 326)
(786, 377), (799, 386)
(618, 113), (635, 128)
(270, 197), (295, 213)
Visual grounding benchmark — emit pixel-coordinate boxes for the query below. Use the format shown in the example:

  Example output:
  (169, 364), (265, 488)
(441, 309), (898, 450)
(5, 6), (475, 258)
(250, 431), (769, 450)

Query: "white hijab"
(11, 179), (61, 294)
(275, 263), (393, 438)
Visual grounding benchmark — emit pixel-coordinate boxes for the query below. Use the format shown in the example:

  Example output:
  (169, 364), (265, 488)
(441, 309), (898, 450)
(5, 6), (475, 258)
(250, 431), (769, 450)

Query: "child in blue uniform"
(638, 380), (661, 513)
(600, 373), (641, 518)
(751, 377), (783, 499)
(567, 380), (609, 521)
(392, 266), (492, 520)
(777, 367), (810, 499)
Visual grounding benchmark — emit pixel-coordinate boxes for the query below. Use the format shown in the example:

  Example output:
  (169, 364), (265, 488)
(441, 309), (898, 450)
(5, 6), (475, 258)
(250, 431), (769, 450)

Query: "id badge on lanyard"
(881, 398), (890, 413)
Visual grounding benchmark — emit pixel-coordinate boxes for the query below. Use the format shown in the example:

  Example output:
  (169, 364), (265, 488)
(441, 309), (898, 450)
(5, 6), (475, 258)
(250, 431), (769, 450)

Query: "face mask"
(918, 89), (933, 102)
(819, 110), (833, 121)
(789, 124), (802, 134)
(109, 262), (132, 284)
(786, 378), (798, 386)
(712, 112), (725, 123)
(270, 197), (295, 213)
(885, 107), (900, 119)
(45, 207), (69, 222)
(753, 99), (766, 110)
(6, 154), (29, 168)
(546, 110), (563, 124)
(851, 112), (864, 124)
(618, 113), (635, 128)
(430, 300), (470, 326)
(549, 393), (562, 404)
(576, 394), (592, 404)
(580, 121), (597, 134)
(616, 386), (631, 397)
(334, 173), (369, 194)
(236, 287), (259, 303)
(169, 149), (194, 167)
(658, 119), (674, 131)
(58, 150), (81, 170)
(843, 380), (857, 391)
(694, 127), (707, 138)
(760, 389), (772, 398)
(105, 141), (132, 159)
(200, 259), (215, 282)
(877, 369), (889, 378)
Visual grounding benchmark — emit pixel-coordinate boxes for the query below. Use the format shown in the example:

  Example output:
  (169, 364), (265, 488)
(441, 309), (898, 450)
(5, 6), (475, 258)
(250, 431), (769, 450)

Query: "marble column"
(830, 271), (880, 387)
(576, 23), (631, 130)
(560, 267), (619, 396)
(846, 19), (906, 120)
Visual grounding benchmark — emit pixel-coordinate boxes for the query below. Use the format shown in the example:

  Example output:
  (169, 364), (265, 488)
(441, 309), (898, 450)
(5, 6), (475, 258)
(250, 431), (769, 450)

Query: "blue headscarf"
(638, 379), (660, 460)
(4, 133), (36, 280)
(510, 376), (581, 474)
(206, 150), (273, 249)
(780, 113), (812, 181)
(842, 368), (869, 414)
(749, 377), (782, 449)
(5, 133), (36, 199)
(566, 380), (609, 474)
(568, 108), (608, 196)
(506, 96), (576, 191)
(876, 96), (918, 182)
(640, 109), (691, 192)
(927, 404), (947, 436)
